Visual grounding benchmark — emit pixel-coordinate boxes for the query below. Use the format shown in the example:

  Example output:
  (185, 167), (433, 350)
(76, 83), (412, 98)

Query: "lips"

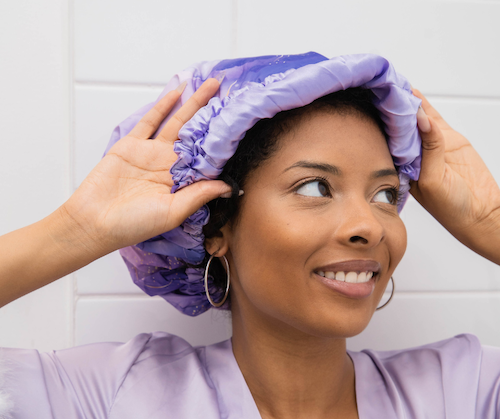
(313, 260), (381, 299)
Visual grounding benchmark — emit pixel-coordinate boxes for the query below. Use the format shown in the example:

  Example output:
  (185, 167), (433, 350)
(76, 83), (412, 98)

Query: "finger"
(128, 81), (187, 139)
(412, 88), (446, 123)
(416, 106), (431, 133)
(411, 115), (446, 196)
(156, 78), (221, 144)
(167, 180), (232, 227)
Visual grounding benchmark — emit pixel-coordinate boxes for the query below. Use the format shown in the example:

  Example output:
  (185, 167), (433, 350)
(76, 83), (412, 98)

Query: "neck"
(231, 303), (358, 419)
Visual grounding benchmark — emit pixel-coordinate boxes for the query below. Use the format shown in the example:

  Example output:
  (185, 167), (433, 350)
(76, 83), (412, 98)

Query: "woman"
(0, 53), (499, 418)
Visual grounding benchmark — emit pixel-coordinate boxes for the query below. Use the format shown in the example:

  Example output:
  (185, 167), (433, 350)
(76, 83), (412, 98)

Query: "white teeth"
(345, 272), (358, 283)
(357, 272), (367, 283)
(325, 271), (335, 279)
(317, 271), (374, 284)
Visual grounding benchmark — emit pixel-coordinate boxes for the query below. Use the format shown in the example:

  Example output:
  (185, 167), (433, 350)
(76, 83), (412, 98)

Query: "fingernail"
(416, 106), (431, 133)
(215, 72), (226, 85)
(219, 184), (232, 199)
(219, 187), (243, 199)
(176, 81), (187, 94)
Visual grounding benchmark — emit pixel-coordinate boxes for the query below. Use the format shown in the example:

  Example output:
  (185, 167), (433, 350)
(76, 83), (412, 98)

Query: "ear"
(204, 224), (231, 257)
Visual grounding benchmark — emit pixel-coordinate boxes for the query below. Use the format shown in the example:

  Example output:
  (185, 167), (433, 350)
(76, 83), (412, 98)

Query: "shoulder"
(361, 333), (483, 373)
(350, 334), (484, 383)
(107, 332), (225, 418)
(350, 334), (500, 419)
(0, 332), (211, 419)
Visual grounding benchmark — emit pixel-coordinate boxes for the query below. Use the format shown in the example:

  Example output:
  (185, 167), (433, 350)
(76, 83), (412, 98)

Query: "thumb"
(413, 110), (446, 193)
(168, 180), (232, 226)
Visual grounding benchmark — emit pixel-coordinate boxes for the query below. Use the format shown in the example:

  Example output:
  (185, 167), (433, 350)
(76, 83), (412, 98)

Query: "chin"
(267, 301), (377, 341)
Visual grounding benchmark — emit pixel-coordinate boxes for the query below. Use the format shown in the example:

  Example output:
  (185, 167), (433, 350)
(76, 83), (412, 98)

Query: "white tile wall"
(236, 0), (500, 97)
(75, 296), (232, 347)
(396, 196), (500, 291)
(0, 277), (72, 351)
(1, 0), (500, 357)
(74, 86), (163, 187)
(347, 292), (500, 351)
(76, 251), (140, 294)
(0, 0), (72, 351)
(74, 0), (234, 83)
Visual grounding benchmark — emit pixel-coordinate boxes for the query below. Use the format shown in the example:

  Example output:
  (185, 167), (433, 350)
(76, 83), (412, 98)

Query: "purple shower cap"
(105, 52), (422, 316)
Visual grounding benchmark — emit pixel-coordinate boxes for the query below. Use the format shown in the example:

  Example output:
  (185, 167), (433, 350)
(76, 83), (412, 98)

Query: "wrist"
(472, 211), (500, 265)
(454, 210), (500, 266)
(48, 203), (112, 266)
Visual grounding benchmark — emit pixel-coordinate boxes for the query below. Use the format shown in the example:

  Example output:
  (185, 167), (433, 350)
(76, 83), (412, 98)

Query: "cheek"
(228, 199), (315, 308)
(387, 218), (407, 273)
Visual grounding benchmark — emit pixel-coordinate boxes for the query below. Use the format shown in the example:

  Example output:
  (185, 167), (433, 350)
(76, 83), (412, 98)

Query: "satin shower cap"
(104, 52), (422, 316)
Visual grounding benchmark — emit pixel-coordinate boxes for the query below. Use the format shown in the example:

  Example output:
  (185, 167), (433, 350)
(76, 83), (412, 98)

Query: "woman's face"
(221, 110), (407, 339)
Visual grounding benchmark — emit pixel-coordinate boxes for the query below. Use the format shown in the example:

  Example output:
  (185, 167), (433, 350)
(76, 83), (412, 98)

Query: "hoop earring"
(376, 276), (395, 311)
(204, 254), (231, 308)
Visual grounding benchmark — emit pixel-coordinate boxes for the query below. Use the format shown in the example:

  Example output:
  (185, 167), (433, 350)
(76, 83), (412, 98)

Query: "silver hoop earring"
(204, 254), (231, 308)
(376, 276), (395, 311)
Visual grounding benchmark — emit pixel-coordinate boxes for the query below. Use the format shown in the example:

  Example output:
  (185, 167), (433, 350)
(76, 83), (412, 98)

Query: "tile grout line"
(73, 290), (500, 300)
(426, 94), (500, 103)
(77, 293), (154, 300)
(73, 81), (500, 103)
(68, 0), (77, 349)
(75, 81), (166, 90)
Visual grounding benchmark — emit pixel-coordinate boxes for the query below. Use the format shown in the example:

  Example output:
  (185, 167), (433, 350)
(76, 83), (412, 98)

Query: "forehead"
(268, 111), (393, 172)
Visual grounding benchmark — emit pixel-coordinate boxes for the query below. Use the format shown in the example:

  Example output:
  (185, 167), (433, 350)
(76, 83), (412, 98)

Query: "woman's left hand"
(410, 89), (500, 265)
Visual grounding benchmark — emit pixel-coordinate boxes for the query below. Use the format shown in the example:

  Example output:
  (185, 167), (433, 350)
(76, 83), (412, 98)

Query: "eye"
(373, 188), (398, 205)
(296, 180), (330, 197)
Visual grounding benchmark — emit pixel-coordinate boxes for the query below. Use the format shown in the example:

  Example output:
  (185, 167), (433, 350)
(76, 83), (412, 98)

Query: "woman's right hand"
(0, 78), (229, 307)
(60, 78), (231, 258)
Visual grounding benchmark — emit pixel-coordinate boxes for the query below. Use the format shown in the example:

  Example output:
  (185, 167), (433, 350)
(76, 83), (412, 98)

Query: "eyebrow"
(283, 160), (399, 180)
(370, 168), (399, 179)
(283, 161), (342, 175)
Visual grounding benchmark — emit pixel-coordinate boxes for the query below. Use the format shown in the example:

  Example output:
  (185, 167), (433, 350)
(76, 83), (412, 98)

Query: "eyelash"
(293, 178), (404, 206)
(292, 176), (332, 196)
(383, 186), (405, 206)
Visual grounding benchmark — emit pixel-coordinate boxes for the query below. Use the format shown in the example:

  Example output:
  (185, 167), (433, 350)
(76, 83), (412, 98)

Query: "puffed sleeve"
(0, 333), (153, 419)
(476, 344), (500, 417)
(350, 334), (500, 418)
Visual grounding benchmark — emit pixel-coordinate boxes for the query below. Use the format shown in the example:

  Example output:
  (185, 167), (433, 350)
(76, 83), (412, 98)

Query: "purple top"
(1, 333), (499, 418)
(105, 53), (422, 317)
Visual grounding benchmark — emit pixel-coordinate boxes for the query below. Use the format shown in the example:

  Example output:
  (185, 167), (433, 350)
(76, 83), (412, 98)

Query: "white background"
(0, 0), (499, 353)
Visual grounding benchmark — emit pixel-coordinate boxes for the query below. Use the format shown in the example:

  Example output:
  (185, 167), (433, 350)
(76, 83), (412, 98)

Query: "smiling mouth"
(315, 271), (376, 284)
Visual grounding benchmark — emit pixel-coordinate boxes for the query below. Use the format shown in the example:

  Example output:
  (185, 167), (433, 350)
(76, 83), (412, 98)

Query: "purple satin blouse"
(1, 333), (499, 418)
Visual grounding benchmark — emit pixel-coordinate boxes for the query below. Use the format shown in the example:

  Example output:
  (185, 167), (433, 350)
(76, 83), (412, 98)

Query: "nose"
(333, 200), (385, 248)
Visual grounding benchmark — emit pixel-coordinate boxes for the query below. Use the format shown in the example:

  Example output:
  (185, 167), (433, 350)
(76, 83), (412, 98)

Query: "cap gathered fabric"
(104, 52), (422, 316)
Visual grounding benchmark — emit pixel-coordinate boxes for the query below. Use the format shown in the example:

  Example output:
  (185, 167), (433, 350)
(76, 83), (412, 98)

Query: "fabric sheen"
(1, 333), (499, 418)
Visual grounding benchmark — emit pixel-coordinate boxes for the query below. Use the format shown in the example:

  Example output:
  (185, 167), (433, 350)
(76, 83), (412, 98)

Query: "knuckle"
(141, 118), (157, 130)
(190, 95), (204, 110)
(421, 140), (440, 152)
(172, 113), (186, 126)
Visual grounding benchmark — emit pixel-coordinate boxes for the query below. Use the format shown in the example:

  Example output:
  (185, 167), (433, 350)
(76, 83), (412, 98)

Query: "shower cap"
(104, 52), (422, 316)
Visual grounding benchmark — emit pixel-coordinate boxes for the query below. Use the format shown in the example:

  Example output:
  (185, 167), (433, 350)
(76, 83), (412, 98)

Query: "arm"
(0, 78), (231, 308)
(410, 90), (500, 265)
